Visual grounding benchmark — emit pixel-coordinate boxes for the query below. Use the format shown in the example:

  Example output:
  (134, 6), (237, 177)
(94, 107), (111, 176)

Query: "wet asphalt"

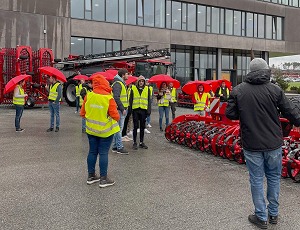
(0, 104), (299, 230)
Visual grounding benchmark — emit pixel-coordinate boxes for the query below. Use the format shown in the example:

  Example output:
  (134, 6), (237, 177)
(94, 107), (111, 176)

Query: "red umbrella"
(39, 66), (67, 83)
(4, 75), (32, 94)
(73, 75), (89, 81)
(148, 74), (180, 89)
(205, 80), (222, 92)
(217, 79), (232, 89)
(156, 79), (181, 89)
(105, 69), (118, 76)
(126, 75), (138, 86)
(90, 72), (114, 81)
(182, 81), (212, 95)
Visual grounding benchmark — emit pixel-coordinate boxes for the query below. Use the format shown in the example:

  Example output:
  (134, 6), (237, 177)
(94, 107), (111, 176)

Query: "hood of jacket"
(92, 74), (112, 94)
(113, 75), (125, 84)
(244, 69), (271, 85)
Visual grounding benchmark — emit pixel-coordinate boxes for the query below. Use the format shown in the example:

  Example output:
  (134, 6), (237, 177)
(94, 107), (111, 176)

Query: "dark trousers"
(122, 109), (132, 137)
(15, 105), (24, 129)
(170, 102), (176, 120)
(132, 108), (147, 143)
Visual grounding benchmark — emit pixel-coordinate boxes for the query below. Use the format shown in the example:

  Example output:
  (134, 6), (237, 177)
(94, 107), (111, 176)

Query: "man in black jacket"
(226, 58), (300, 229)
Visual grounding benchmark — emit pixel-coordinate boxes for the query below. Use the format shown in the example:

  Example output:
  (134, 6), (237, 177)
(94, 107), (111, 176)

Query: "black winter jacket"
(226, 69), (300, 151)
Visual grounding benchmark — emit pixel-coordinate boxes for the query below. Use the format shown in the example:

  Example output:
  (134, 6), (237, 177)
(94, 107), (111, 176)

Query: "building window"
(182, 3), (187, 30)
(266, 15), (272, 39)
(211, 7), (220, 34)
(166, 0), (171, 29)
(246, 13), (254, 37)
(258, 14), (265, 38)
(155, 0), (165, 28)
(126, 0), (136, 24)
(234, 11), (242, 36)
(225, 9), (233, 35)
(71, 37), (121, 55)
(106, 0), (118, 23)
(92, 0), (105, 21)
(172, 1), (181, 30)
(197, 5), (206, 32)
(85, 0), (92, 19)
(71, 0), (84, 19)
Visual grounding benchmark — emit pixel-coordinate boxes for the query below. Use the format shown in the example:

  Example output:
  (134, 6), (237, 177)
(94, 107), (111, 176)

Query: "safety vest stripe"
(86, 118), (112, 126)
(86, 122), (119, 134)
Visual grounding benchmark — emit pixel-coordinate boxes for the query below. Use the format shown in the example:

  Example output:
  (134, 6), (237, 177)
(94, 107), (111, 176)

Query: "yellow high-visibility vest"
(158, 90), (171, 107)
(194, 92), (210, 111)
(76, 84), (83, 97)
(13, 85), (25, 105)
(131, 85), (149, 110)
(112, 81), (128, 108)
(149, 86), (153, 96)
(85, 92), (120, 138)
(48, 82), (61, 101)
(170, 87), (177, 103)
(79, 87), (87, 106)
(217, 88), (230, 97)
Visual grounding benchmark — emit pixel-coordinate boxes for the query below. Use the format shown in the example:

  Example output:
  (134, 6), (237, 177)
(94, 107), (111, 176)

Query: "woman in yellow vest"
(128, 75), (151, 150)
(193, 84), (211, 116)
(157, 82), (171, 131)
(13, 80), (28, 132)
(80, 74), (120, 188)
(168, 82), (177, 120)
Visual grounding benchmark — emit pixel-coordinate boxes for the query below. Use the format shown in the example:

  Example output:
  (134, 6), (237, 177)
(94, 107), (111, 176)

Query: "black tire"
(26, 97), (35, 107)
(63, 78), (77, 107)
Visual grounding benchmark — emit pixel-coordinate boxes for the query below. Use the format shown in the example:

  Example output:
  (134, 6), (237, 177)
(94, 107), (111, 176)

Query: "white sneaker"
(144, 128), (151, 134)
(125, 135), (133, 141)
(137, 128), (140, 133)
(147, 124), (152, 128)
(75, 111), (78, 113)
(122, 136), (131, 142)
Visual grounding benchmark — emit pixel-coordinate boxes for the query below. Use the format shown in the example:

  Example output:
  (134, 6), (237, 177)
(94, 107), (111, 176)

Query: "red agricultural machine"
(165, 97), (300, 183)
(0, 45), (56, 107)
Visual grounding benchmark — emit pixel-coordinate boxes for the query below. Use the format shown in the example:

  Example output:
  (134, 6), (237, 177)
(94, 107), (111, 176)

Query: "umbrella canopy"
(90, 72), (115, 81)
(156, 79), (181, 89)
(148, 74), (180, 89)
(182, 81), (212, 95)
(105, 69), (118, 76)
(4, 74), (32, 94)
(73, 75), (89, 81)
(125, 75), (138, 86)
(205, 80), (222, 92)
(39, 66), (67, 83)
(218, 79), (232, 89)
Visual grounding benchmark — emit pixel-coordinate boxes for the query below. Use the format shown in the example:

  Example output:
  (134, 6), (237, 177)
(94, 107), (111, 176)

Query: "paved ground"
(0, 104), (299, 230)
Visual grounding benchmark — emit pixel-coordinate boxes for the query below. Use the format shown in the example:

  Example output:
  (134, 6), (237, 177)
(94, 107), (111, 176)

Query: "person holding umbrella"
(193, 84), (211, 116)
(46, 76), (62, 132)
(157, 82), (171, 131)
(13, 80), (28, 132)
(215, 80), (230, 103)
(75, 79), (85, 113)
(168, 82), (177, 120)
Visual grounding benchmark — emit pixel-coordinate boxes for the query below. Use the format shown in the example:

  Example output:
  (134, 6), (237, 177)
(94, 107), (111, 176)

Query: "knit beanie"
(137, 75), (145, 83)
(249, 58), (269, 72)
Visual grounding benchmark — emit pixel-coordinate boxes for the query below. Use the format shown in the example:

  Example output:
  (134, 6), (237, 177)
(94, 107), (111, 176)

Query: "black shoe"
(47, 128), (53, 132)
(117, 148), (129, 155)
(87, 173), (100, 185)
(248, 214), (267, 229)
(16, 128), (24, 132)
(111, 147), (117, 152)
(269, 215), (278, 224)
(55, 127), (59, 132)
(99, 176), (115, 188)
(139, 142), (148, 149)
(133, 142), (138, 150)
(160, 127), (163, 132)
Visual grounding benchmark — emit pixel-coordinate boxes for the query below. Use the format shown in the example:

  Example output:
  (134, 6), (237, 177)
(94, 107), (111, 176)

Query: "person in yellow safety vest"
(193, 84), (211, 116)
(168, 82), (178, 120)
(80, 81), (93, 133)
(157, 81), (171, 131)
(128, 75), (151, 150)
(46, 76), (62, 132)
(75, 79), (85, 113)
(215, 81), (230, 102)
(13, 80), (28, 132)
(80, 74), (120, 187)
(111, 68), (129, 154)
(145, 79), (153, 128)
(122, 84), (134, 140)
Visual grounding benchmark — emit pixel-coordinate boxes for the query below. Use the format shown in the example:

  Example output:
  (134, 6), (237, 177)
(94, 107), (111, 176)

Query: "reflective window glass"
(144, 0), (154, 26)
(211, 7), (219, 34)
(71, 37), (84, 55)
(182, 3), (187, 30)
(106, 0), (118, 23)
(241, 12), (245, 36)
(172, 1), (181, 30)
(220, 9), (224, 34)
(126, 0), (136, 24)
(233, 11), (241, 36)
(85, 38), (92, 55)
(206, 7), (211, 33)
(254, 14), (258, 37)
(225, 9), (233, 35)
(187, 4), (196, 31)
(113, 41), (121, 51)
(92, 0), (105, 21)
(138, 0), (143, 25)
(71, 0), (84, 19)
(246, 13), (254, 37)
(258, 14), (265, 38)
(119, 0), (125, 23)
(166, 0), (171, 28)
(85, 0), (92, 19)
(93, 39), (105, 54)
(277, 17), (283, 40)
(106, 40), (112, 52)
(266, 15), (272, 39)
(155, 0), (165, 28)
(197, 5), (206, 32)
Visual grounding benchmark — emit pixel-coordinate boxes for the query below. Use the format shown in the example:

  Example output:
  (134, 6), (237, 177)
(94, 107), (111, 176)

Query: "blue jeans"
(146, 99), (152, 125)
(112, 110), (126, 150)
(158, 106), (170, 129)
(82, 118), (86, 130)
(49, 102), (60, 128)
(76, 96), (80, 112)
(87, 134), (113, 177)
(15, 105), (24, 129)
(244, 147), (282, 221)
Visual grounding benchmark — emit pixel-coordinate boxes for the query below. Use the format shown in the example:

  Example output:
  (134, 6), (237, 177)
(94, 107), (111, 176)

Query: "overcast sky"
(269, 55), (300, 67)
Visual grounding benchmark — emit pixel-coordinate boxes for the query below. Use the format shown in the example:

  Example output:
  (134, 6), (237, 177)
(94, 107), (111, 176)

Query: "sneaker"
(248, 214), (267, 229)
(137, 128), (140, 133)
(112, 147), (117, 152)
(87, 173), (100, 185)
(122, 136), (130, 142)
(75, 111), (77, 113)
(146, 124), (152, 128)
(125, 135), (133, 141)
(55, 127), (59, 132)
(16, 128), (24, 132)
(117, 148), (129, 155)
(144, 128), (151, 134)
(139, 142), (148, 149)
(133, 142), (138, 150)
(269, 215), (278, 225)
(47, 128), (53, 132)
(99, 176), (115, 188)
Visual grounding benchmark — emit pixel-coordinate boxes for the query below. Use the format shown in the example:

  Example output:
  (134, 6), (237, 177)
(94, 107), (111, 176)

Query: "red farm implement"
(165, 97), (300, 182)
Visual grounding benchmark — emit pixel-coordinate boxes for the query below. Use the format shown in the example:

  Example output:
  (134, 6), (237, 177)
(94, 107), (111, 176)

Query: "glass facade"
(259, 0), (300, 7)
(71, 37), (121, 55)
(71, 0), (284, 40)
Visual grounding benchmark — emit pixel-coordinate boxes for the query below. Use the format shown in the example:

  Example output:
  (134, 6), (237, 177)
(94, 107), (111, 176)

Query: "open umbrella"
(148, 74), (180, 89)
(39, 66), (67, 83)
(90, 72), (115, 81)
(73, 75), (89, 81)
(105, 69), (118, 76)
(156, 79), (180, 89)
(4, 74), (32, 94)
(182, 81), (212, 95)
(205, 80), (222, 92)
(217, 79), (232, 89)
(126, 75), (138, 86)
